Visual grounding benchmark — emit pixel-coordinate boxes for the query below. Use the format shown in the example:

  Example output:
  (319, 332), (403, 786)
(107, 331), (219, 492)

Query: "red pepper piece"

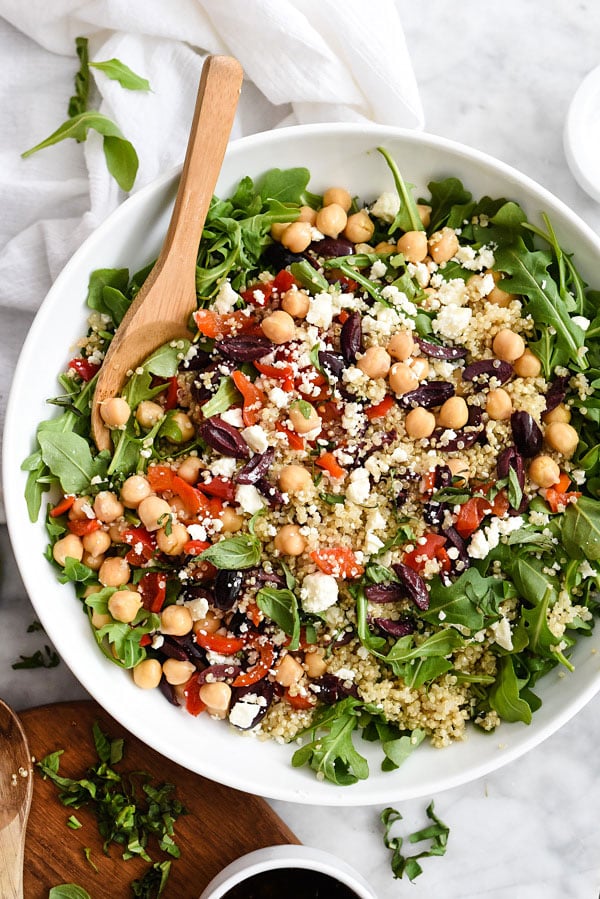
(545, 472), (581, 513)
(138, 571), (167, 613)
(315, 452), (346, 480)
(122, 527), (156, 565)
(67, 518), (101, 536)
(232, 635), (275, 687)
(310, 546), (364, 579)
(147, 465), (175, 493)
(199, 477), (237, 502)
(183, 671), (206, 716)
(172, 475), (209, 514)
(49, 495), (75, 518)
(195, 632), (245, 654)
(365, 395), (395, 420)
(182, 539), (211, 556)
(454, 497), (492, 539)
(284, 688), (316, 710)
(403, 533), (451, 575)
(68, 357), (100, 381)
(275, 422), (305, 451)
(231, 370), (266, 426)
(164, 376), (179, 410)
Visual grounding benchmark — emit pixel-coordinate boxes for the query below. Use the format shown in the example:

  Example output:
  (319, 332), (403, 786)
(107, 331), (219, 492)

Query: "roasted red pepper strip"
(315, 452), (346, 480)
(193, 309), (257, 338)
(68, 357), (100, 381)
(310, 546), (364, 579)
(284, 688), (316, 710)
(454, 497), (492, 538)
(164, 376), (179, 410)
(49, 495), (75, 518)
(365, 394), (395, 420)
(275, 422), (305, 451)
(183, 671), (206, 717)
(545, 473), (581, 513)
(67, 518), (101, 536)
(199, 477), (237, 501)
(232, 634), (275, 687)
(254, 360), (295, 392)
(195, 632), (245, 654)
(122, 527), (156, 565)
(232, 370), (266, 426)
(138, 571), (167, 613)
(172, 475), (209, 514)
(147, 465), (175, 493)
(403, 533), (451, 575)
(183, 539), (211, 556)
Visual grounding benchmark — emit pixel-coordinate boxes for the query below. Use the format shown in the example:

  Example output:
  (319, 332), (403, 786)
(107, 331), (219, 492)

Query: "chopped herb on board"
(12, 644), (60, 669)
(37, 722), (185, 898)
(380, 801), (450, 881)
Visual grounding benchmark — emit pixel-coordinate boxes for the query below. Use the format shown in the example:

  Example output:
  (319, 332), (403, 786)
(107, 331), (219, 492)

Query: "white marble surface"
(3, 1), (600, 896)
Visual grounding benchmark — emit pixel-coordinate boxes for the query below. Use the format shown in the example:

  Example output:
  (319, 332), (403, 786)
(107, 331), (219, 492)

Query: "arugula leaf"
(422, 568), (497, 631)
(256, 587), (301, 649)
(381, 801), (450, 882)
(23, 111), (139, 191)
(363, 718), (426, 771)
(49, 886), (91, 899)
(85, 267), (130, 313)
(517, 588), (574, 671)
(489, 655), (532, 724)
(201, 377), (242, 418)
(199, 534), (261, 570)
(425, 177), (473, 234)
(256, 167), (312, 205)
(291, 697), (369, 785)
(68, 37), (90, 118)
(289, 259), (329, 294)
(560, 496), (600, 560)
(377, 147), (423, 233)
(38, 430), (96, 495)
(90, 58), (151, 92)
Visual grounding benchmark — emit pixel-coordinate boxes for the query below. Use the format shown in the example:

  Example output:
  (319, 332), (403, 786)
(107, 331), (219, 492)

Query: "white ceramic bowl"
(197, 845), (376, 899)
(5, 124), (600, 806)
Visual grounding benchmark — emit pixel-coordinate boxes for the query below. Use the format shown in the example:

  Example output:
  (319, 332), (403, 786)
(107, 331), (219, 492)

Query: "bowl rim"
(5, 121), (600, 806)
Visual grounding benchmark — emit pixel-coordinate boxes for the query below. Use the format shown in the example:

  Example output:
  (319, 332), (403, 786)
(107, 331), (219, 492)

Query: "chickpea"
(447, 457), (469, 478)
(486, 271), (516, 307)
(298, 205), (317, 224)
(160, 604), (193, 636)
(428, 227), (459, 264)
(68, 496), (92, 521)
(136, 400), (164, 429)
(270, 221), (292, 241)
(304, 648), (327, 678)
(437, 396), (469, 429)
(387, 331), (415, 362)
(166, 411), (195, 444)
(199, 682), (232, 718)
(316, 203), (348, 239)
(274, 653), (304, 687)
(82, 551), (104, 571)
(120, 474), (153, 508)
(417, 203), (432, 228)
(281, 288), (310, 319)
(108, 589), (142, 623)
(529, 455), (561, 489)
(543, 403), (571, 424)
(220, 506), (244, 533)
(281, 221), (312, 254)
(357, 346), (391, 380)
(156, 521), (189, 555)
(82, 528), (111, 557)
(396, 230), (428, 264)
(83, 584), (102, 598)
(98, 556), (130, 588)
(322, 187), (352, 212)
(93, 490), (124, 524)
(343, 210), (375, 244)
(492, 328), (526, 363)
(289, 403), (322, 435)
(513, 349), (542, 379)
(544, 421), (579, 458)
(274, 524), (307, 556)
(278, 464), (313, 493)
(389, 362), (419, 396)
(138, 495), (172, 532)
(108, 521), (127, 544)
(192, 611), (222, 636)
(175, 456), (202, 485)
(52, 534), (84, 566)
(375, 241), (397, 254)
(405, 407), (436, 439)
(100, 396), (130, 428)
(133, 659), (162, 690)
(409, 357), (430, 381)
(261, 310), (296, 345)
(162, 658), (196, 686)
(485, 388), (513, 421)
(91, 609), (112, 629)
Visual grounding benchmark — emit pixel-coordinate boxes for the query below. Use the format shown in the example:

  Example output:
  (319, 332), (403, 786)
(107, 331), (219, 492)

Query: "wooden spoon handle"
(0, 817), (28, 899)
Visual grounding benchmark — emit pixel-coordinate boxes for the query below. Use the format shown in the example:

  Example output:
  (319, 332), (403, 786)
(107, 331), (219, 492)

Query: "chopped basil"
(199, 533), (262, 569)
(381, 801), (450, 882)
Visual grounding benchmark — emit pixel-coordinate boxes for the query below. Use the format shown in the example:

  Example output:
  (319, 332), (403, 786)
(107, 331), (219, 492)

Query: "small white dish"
(564, 64), (600, 201)
(198, 845), (376, 899)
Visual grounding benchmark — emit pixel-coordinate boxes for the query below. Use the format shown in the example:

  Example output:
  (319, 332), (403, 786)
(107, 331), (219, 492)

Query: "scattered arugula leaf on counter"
(37, 722), (186, 897)
(381, 801), (450, 882)
(12, 645), (60, 670)
(89, 58), (151, 92)
(68, 37), (90, 117)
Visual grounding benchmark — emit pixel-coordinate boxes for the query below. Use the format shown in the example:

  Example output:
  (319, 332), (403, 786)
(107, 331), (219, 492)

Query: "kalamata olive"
(423, 500), (447, 527)
(416, 337), (468, 360)
(262, 243), (305, 269)
(371, 616), (415, 637)
(433, 464), (452, 488)
(159, 639), (190, 662)
(312, 674), (359, 704)
(196, 664), (242, 684)
(199, 417), (251, 459)
(393, 563), (430, 610)
(544, 374), (570, 412)
(364, 583), (405, 603)
(230, 680), (275, 729)
(496, 445), (525, 492)
(511, 411), (543, 458)
(183, 348), (213, 371)
(399, 381), (455, 409)
(442, 525), (470, 571)
(179, 584), (215, 605)
(163, 633), (205, 663)
(214, 335), (273, 362)
(249, 568), (286, 588)
(159, 677), (180, 706)
(310, 237), (354, 258)
(340, 311), (363, 364)
(236, 449), (275, 485)
(462, 359), (513, 385)
(318, 351), (345, 379)
(255, 477), (285, 506)
(214, 569), (243, 610)
(431, 425), (484, 452)
(468, 405), (483, 428)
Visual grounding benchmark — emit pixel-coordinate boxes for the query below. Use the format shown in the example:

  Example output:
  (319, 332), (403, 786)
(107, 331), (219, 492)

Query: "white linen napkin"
(0, 0), (423, 518)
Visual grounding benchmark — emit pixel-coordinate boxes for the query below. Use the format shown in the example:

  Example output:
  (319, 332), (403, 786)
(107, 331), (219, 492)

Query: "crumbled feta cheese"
(241, 425), (269, 454)
(495, 516), (524, 536)
(490, 616), (513, 651)
(432, 305), (472, 340)
(213, 280), (240, 314)
(341, 402), (367, 438)
(185, 596), (210, 621)
(370, 191), (400, 223)
(335, 667), (356, 681)
(364, 532), (384, 554)
(306, 292), (334, 330)
(235, 484), (267, 514)
(369, 259), (388, 280)
(346, 467), (371, 504)
(300, 572), (339, 613)
(187, 523), (207, 542)
(221, 408), (244, 428)
(229, 696), (264, 730)
(380, 286), (418, 318)
(209, 457), (237, 478)
(436, 278), (469, 307)
(579, 560), (597, 579)
(268, 387), (290, 409)
(573, 315), (591, 331)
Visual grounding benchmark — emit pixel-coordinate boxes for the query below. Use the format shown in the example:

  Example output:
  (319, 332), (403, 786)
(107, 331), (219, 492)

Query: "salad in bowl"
(9, 126), (600, 801)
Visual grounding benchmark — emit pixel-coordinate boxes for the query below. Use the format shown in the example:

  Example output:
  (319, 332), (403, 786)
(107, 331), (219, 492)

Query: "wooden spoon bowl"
(91, 55), (244, 451)
(0, 700), (33, 899)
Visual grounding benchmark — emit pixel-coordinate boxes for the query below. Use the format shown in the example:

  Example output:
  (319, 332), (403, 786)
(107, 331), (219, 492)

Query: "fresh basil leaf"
(132, 861), (172, 898)
(23, 111), (139, 191)
(200, 534), (261, 570)
(256, 587), (300, 649)
(49, 886), (92, 899)
(68, 37), (90, 118)
(90, 58), (150, 91)
(381, 801), (450, 883)
(489, 655), (532, 724)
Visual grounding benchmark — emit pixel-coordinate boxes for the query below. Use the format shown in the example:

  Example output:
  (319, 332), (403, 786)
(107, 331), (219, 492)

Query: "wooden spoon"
(0, 700), (33, 899)
(91, 55), (244, 451)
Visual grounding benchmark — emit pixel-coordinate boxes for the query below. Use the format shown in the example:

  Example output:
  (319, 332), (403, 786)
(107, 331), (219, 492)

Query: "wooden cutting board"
(20, 701), (299, 898)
